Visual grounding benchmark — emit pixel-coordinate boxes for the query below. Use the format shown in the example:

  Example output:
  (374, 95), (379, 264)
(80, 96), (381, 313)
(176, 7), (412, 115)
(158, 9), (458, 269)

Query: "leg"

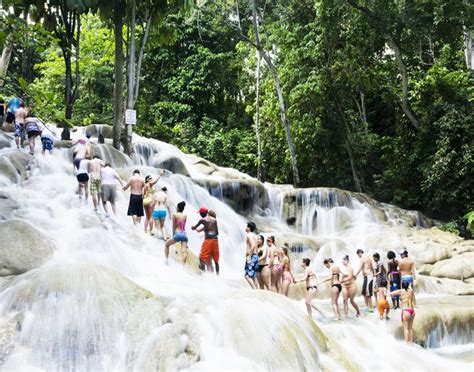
(102, 200), (109, 215)
(402, 313), (410, 343)
(342, 287), (349, 317)
(132, 215), (139, 225)
(84, 181), (89, 203)
(350, 287), (361, 316)
(199, 258), (206, 272)
(181, 241), (188, 266)
(164, 239), (175, 263)
(408, 314), (415, 343)
(245, 275), (257, 289)
(214, 261), (220, 275)
(257, 271), (264, 289)
(262, 267), (270, 290)
(28, 136), (34, 154)
(305, 290), (314, 317)
(270, 269), (278, 292)
(111, 202), (117, 215)
(281, 279), (290, 296)
(331, 287), (342, 320)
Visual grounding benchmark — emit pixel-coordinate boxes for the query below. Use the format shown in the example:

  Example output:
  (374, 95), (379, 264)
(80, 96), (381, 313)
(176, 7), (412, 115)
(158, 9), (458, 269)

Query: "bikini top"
(144, 186), (155, 198)
(175, 218), (186, 232)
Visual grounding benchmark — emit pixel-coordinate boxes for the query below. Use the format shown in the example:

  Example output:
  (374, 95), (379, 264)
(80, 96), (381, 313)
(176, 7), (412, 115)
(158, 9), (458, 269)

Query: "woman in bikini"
(142, 171), (164, 235)
(256, 235), (271, 290)
(390, 280), (416, 343)
(164, 201), (188, 266)
(322, 258), (342, 320)
(295, 258), (324, 317)
(341, 255), (361, 318)
(280, 246), (294, 296)
(267, 236), (283, 293)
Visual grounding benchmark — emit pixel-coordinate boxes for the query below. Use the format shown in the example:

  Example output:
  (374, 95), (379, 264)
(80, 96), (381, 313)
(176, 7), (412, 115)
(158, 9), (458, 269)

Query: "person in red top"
(192, 207), (220, 275)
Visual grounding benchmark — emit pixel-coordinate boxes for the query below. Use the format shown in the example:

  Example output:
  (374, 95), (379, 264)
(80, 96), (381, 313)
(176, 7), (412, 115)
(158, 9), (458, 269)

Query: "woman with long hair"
(390, 280), (416, 343)
(321, 258), (342, 321)
(142, 170), (164, 235)
(267, 236), (283, 292)
(280, 246), (294, 296)
(256, 235), (271, 290)
(164, 201), (188, 266)
(295, 258), (324, 317)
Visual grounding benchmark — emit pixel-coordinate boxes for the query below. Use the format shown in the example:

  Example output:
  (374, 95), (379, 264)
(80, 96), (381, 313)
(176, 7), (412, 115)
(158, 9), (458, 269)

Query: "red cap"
(197, 207), (208, 214)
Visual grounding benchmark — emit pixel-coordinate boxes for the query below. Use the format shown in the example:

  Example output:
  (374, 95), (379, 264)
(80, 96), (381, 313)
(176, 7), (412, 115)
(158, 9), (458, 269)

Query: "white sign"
(125, 109), (137, 125)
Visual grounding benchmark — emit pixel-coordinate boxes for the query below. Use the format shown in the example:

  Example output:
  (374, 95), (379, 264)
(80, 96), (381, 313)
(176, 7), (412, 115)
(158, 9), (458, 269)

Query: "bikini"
(306, 273), (317, 291)
(173, 219), (188, 242)
(401, 292), (415, 320)
(331, 272), (342, 293)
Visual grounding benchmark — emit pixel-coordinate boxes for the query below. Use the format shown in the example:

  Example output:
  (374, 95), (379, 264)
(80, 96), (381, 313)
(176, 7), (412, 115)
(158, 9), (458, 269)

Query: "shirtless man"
(355, 248), (374, 312)
(88, 155), (105, 212)
(152, 186), (171, 239)
(14, 102), (27, 149)
(244, 221), (259, 289)
(192, 207), (220, 275)
(123, 169), (145, 225)
(398, 250), (416, 289)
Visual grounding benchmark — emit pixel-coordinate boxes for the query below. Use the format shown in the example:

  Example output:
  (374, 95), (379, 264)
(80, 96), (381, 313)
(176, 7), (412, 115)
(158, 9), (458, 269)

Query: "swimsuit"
(362, 275), (373, 297)
(282, 270), (292, 282)
(76, 173), (89, 183)
(41, 136), (54, 151)
(401, 308), (415, 321)
(378, 298), (390, 316)
(256, 264), (267, 273)
(14, 123), (25, 139)
(401, 275), (414, 286)
(389, 271), (401, 300)
(152, 209), (167, 220)
(25, 121), (41, 138)
(307, 286), (317, 291)
(272, 263), (284, 273)
(173, 219), (187, 242)
(245, 253), (259, 279)
(332, 284), (342, 293)
(101, 184), (116, 203)
(90, 175), (101, 195)
(143, 186), (155, 207)
(127, 194), (144, 217)
(200, 239), (220, 263)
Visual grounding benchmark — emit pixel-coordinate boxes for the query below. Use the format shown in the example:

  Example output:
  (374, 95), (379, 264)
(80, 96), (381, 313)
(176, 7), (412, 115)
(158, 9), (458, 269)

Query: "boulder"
(0, 157), (18, 183)
(168, 243), (200, 273)
(4, 152), (30, 180)
(84, 124), (113, 139)
(152, 153), (189, 177)
(0, 314), (22, 366)
(0, 191), (20, 221)
(417, 275), (474, 295)
(90, 144), (130, 168)
(0, 132), (12, 150)
(1, 123), (14, 133)
(430, 252), (474, 281)
(0, 220), (55, 276)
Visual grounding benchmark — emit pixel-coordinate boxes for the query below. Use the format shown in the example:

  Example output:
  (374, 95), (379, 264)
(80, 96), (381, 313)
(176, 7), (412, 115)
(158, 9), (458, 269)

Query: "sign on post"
(125, 109), (137, 125)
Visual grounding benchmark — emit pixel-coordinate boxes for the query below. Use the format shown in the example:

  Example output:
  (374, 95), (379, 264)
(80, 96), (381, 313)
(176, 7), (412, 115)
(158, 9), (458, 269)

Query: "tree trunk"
(255, 51), (263, 181)
(124, 0), (136, 155)
(0, 34), (13, 87)
(113, 9), (124, 150)
(388, 36), (420, 131)
(251, 0), (300, 185)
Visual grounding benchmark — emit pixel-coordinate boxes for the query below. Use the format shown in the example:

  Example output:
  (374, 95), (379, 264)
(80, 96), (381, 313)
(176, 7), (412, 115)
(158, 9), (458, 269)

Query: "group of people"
(244, 221), (417, 343)
(1, 98), (56, 155)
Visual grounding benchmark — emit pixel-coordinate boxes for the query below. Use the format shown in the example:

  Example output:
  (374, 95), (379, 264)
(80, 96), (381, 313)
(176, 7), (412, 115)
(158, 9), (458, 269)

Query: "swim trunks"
(245, 253), (259, 279)
(199, 238), (219, 263)
(26, 122), (41, 138)
(173, 231), (188, 242)
(127, 194), (144, 216)
(41, 137), (54, 151)
(90, 175), (101, 195)
(14, 123), (25, 139)
(362, 276), (373, 297)
(76, 173), (89, 183)
(377, 299), (390, 316)
(101, 184), (116, 203)
(401, 275), (413, 286)
(152, 209), (167, 220)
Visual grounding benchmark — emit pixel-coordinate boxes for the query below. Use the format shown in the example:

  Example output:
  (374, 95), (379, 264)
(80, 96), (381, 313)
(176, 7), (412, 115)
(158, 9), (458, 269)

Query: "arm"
(355, 260), (363, 277)
(114, 173), (124, 188)
(295, 268), (309, 283)
(191, 219), (204, 231)
(196, 226), (205, 233)
(151, 170), (165, 185)
(122, 179), (130, 191)
(389, 289), (402, 297)
(411, 263), (417, 283)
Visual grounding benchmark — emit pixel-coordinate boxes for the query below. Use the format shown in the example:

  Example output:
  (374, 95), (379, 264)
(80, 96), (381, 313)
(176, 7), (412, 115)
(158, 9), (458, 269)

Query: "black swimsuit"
(332, 272), (342, 293)
(306, 273), (317, 291)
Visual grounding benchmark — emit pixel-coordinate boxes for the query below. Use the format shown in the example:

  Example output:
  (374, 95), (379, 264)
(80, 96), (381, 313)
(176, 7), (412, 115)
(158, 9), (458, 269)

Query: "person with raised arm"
(143, 170), (165, 235)
(267, 236), (283, 293)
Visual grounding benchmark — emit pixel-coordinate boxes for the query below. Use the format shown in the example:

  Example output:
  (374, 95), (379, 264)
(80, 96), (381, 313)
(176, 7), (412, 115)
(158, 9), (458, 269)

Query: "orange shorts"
(377, 299), (389, 316)
(199, 239), (219, 263)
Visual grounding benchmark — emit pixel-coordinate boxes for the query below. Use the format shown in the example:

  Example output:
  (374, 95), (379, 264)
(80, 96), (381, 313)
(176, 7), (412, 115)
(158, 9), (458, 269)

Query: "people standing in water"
(14, 102), (27, 149)
(164, 201), (188, 266)
(399, 250), (416, 289)
(40, 126), (55, 155)
(355, 249), (374, 312)
(24, 112), (43, 155)
(244, 221), (259, 289)
(152, 185), (170, 239)
(123, 169), (145, 226)
(280, 246), (294, 296)
(387, 251), (401, 309)
(255, 234), (270, 289)
(143, 170), (165, 235)
(341, 255), (361, 318)
(72, 133), (92, 170)
(295, 258), (324, 317)
(377, 279), (390, 320)
(321, 258), (342, 321)
(390, 280), (416, 343)
(372, 252), (386, 302)
(267, 236), (283, 293)
(192, 207), (220, 275)
(88, 155), (105, 212)
(76, 156), (90, 203)
(100, 163), (123, 216)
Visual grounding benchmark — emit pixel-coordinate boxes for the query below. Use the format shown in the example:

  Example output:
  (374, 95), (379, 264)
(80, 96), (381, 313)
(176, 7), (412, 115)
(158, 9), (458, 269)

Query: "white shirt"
(77, 159), (89, 175)
(101, 167), (118, 185)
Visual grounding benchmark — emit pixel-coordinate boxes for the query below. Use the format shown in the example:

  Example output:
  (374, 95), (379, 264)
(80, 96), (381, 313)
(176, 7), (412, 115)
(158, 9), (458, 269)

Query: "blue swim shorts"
(173, 232), (188, 242)
(152, 209), (167, 220)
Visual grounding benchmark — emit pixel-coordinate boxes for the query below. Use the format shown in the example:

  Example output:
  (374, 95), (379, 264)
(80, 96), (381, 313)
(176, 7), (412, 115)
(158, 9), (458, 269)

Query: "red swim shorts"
(199, 239), (219, 263)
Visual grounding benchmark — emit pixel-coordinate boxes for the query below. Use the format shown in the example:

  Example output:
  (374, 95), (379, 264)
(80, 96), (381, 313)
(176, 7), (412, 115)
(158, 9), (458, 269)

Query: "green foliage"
(439, 222), (460, 236)
(464, 211), (474, 236)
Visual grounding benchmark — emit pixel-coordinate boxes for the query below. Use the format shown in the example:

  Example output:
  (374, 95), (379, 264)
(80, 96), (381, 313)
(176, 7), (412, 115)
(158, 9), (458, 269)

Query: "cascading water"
(0, 128), (472, 371)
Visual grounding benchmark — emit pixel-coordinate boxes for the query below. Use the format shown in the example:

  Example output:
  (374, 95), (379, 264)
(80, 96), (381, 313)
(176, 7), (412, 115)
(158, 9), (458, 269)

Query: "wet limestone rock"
(430, 252), (474, 281)
(0, 132), (12, 150)
(0, 191), (20, 221)
(0, 157), (18, 183)
(152, 152), (190, 177)
(0, 220), (54, 276)
(0, 314), (22, 366)
(84, 124), (113, 139)
(90, 144), (130, 168)
(168, 243), (200, 273)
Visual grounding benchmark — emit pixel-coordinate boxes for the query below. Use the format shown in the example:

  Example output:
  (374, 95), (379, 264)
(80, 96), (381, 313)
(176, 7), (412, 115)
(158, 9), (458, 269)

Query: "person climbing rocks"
(14, 101), (27, 149)
(100, 163), (123, 216)
(143, 170), (164, 235)
(280, 246), (294, 296)
(355, 248), (374, 312)
(164, 201), (188, 266)
(76, 156), (91, 203)
(151, 177), (170, 239)
(72, 132), (92, 170)
(192, 207), (220, 275)
(123, 169), (145, 225)
(88, 155), (105, 212)
(267, 236), (283, 293)
(255, 234), (270, 289)
(244, 221), (259, 289)
(399, 249), (417, 290)
(24, 111), (43, 155)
